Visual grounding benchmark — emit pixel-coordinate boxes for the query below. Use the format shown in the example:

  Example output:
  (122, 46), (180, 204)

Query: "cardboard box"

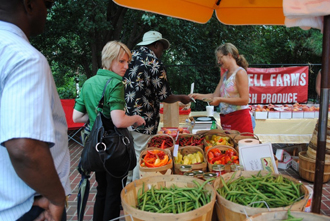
(255, 111), (268, 119)
(291, 156), (299, 171)
(276, 149), (292, 169)
(275, 149), (284, 161)
(303, 111), (315, 119)
(292, 111), (304, 119)
(268, 111), (280, 119)
(280, 111), (292, 119)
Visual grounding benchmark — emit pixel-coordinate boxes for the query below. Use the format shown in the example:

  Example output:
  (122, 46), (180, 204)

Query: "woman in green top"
(73, 41), (145, 221)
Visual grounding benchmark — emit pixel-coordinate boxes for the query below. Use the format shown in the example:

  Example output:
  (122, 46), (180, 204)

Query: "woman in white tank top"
(190, 43), (253, 133)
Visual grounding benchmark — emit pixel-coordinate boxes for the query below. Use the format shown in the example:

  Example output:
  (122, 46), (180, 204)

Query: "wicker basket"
(205, 145), (238, 172)
(245, 211), (330, 221)
(197, 129), (240, 139)
(176, 134), (204, 148)
(146, 134), (175, 153)
(299, 151), (330, 183)
(213, 171), (309, 221)
(306, 145), (330, 163)
(203, 132), (235, 150)
(139, 148), (173, 178)
(121, 175), (216, 221)
(173, 146), (207, 174)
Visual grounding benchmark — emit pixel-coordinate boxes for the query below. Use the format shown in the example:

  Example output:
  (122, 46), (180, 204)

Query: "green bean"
(157, 205), (172, 213)
(198, 178), (215, 191)
(142, 193), (147, 211)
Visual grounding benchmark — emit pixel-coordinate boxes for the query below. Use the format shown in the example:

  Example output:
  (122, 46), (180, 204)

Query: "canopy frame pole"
(312, 14), (330, 213)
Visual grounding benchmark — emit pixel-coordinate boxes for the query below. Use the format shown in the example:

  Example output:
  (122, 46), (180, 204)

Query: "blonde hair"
(215, 43), (249, 71)
(102, 41), (132, 70)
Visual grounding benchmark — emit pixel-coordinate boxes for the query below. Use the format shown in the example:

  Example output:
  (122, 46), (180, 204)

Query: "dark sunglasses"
(44, 0), (55, 9)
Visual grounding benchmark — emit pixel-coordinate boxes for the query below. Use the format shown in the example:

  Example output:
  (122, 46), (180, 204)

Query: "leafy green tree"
(30, 2), (322, 104)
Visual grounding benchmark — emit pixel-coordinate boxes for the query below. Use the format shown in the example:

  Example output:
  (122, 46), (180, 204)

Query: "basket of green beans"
(213, 170), (309, 221)
(121, 175), (217, 221)
(245, 209), (330, 221)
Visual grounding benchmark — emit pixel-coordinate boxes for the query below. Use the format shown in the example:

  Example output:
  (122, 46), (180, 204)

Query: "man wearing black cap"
(124, 31), (191, 182)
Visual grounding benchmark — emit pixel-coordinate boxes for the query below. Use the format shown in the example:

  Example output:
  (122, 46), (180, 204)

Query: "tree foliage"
(30, 1), (323, 108)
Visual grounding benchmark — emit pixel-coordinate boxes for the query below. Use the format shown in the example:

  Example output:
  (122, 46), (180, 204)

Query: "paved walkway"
(66, 139), (330, 220)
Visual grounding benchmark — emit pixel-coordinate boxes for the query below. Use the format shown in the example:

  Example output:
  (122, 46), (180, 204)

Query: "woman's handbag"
(79, 78), (136, 178)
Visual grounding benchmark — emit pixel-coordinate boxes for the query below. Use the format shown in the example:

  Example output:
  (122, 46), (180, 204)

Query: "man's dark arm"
(5, 138), (66, 207)
(163, 94), (192, 104)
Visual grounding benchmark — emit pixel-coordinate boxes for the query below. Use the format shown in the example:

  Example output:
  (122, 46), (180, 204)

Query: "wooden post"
(163, 102), (179, 127)
(312, 14), (330, 214)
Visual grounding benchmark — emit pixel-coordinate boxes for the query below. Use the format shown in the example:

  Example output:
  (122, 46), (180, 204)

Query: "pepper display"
(207, 148), (239, 165)
(204, 135), (234, 147)
(176, 135), (204, 147)
(174, 151), (204, 165)
(148, 136), (174, 149)
(140, 150), (172, 168)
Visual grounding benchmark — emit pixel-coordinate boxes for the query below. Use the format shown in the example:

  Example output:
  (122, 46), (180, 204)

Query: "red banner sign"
(247, 66), (309, 104)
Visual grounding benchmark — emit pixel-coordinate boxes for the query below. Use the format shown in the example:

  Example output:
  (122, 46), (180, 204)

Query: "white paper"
(173, 144), (179, 157)
(190, 83), (194, 94)
(239, 143), (279, 174)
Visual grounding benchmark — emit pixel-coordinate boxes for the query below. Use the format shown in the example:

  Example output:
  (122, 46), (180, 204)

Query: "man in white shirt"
(0, 0), (71, 220)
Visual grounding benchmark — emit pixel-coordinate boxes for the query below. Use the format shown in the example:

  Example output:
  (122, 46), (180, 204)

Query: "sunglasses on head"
(44, 0), (55, 9)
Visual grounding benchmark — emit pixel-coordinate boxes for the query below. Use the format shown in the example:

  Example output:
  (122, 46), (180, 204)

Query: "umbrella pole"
(312, 15), (330, 213)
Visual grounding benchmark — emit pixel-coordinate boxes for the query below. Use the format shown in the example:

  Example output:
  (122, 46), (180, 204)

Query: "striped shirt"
(0, 21), (71, 220)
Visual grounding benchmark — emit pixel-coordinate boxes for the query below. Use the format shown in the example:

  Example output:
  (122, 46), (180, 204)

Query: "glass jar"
(212, 164), (226, 176)
(183, 172), (195, 177)
(179, 165), (192, 175)
(203, 172), (218, 182)
(230, 164), (244, 172)
(193, 170), (204, 179)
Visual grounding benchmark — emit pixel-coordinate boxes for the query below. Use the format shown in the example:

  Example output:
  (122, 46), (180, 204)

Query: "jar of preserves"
(230, 164), (244, 172)
(179, 165), (192, 175)
(212, 164), (226, 176)
(203, 172), (217, 184)
(183, 172), (195, 177)
(193, 170), (204, 179)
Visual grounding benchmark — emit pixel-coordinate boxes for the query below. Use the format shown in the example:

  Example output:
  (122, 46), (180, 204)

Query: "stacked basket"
(299, 122), (330, 183)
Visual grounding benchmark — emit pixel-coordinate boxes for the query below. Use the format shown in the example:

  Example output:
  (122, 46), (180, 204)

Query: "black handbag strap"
(96, 78), (112, 112)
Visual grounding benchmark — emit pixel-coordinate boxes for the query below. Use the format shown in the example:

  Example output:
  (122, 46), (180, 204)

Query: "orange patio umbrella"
(113, 0), (285, 25)
(113, 0), (330, 215)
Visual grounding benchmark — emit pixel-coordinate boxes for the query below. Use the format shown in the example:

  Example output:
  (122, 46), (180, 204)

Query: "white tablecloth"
(189, 111), (317, 144)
